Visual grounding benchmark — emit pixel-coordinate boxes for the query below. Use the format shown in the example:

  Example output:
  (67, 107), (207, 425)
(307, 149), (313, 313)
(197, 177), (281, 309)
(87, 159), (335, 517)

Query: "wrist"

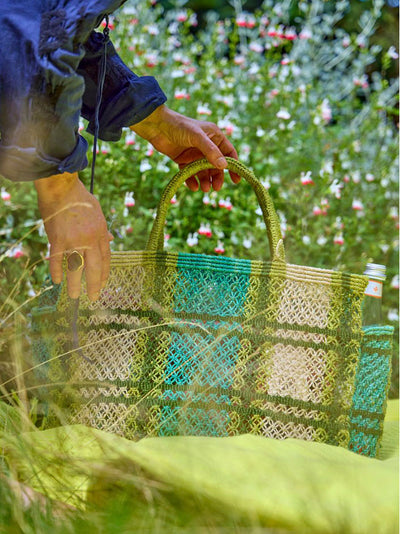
(130, 104), (173, 139)
(35, 172), (79, 204)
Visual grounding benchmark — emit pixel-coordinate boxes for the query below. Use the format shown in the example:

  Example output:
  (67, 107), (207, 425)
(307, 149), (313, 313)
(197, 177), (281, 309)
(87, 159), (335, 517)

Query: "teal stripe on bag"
(173, 253), (252, 316)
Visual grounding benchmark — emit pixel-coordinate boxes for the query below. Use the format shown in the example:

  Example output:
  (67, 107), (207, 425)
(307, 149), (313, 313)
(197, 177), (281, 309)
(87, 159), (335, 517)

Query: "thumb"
(195, 132), (228, 170)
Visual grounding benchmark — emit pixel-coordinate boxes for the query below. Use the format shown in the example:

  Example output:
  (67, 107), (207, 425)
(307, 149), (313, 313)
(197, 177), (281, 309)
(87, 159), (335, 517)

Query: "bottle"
(362, 263), (386, 326)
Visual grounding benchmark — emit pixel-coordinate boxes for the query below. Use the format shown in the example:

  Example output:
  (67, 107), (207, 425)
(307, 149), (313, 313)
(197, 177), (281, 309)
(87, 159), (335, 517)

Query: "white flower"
(171, 69), (185, 78)
(1, 188), (11, 202)
(342, 36), (351, 47)
(243, 237), (252, 249)
(249, 42), (263, 53)
(299, 28), (312, 40)
(387, 46), (399, 59)
(140, 160), (152, 173)
(329, 180), (342, 199)
(302, 235), (311, 245)
(276, 109), (291, 120)
(197, 104), (212, 116)
(352, 199), (364, 211)
(365, 173), (375, 182)
(321, 99), (332, 122)
(317, 235), (327, 246)
(388, 309), (399, 322)
(300, 171), (314, 185)
(146, 24), (159, 36)
(391, 275), (399, 290)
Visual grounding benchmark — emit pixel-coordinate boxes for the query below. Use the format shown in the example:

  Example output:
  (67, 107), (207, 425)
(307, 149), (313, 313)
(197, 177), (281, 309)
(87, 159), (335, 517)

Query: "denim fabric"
(0, 0), (167, 182)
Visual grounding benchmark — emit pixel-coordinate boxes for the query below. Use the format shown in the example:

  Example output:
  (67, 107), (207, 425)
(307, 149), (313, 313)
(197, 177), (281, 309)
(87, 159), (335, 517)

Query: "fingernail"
(216, 157), (227, 169)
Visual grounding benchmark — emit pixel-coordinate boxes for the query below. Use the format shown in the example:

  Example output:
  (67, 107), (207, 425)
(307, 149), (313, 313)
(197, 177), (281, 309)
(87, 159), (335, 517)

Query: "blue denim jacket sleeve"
(0, 0), (166, 182)
(78, 32), (167, 142)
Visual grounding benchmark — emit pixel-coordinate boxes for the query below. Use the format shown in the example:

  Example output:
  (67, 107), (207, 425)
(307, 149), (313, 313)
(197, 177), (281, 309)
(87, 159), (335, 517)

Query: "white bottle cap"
(363, 263), (386, 281)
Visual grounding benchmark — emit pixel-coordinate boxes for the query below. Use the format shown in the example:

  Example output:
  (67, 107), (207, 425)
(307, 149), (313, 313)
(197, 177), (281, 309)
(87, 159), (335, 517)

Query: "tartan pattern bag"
(32, 158), (393, 457)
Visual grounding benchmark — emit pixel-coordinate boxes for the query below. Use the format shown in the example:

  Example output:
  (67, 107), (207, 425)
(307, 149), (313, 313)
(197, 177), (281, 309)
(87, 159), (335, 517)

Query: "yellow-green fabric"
(1, 399), (398, 533)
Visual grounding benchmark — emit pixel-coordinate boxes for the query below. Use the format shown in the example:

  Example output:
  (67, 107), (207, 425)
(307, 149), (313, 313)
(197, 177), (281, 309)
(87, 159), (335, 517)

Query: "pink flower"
(300, 171), (314, 185)
(269, 89), (279, 97)
(1, 188), (11, 201)
(313, 206), (322, 216)
(218, 198), (226, 208)
(343, 175), (350, 183)
(146, 147), (154, 157)
(129, 18), (139, 25)
(214, 241), (225, 254)
(249, 42), (263, 53)
(365, 173), (375, 182)
(234, 55), (246, 65)
(174, 89), (190, 100)
(334, 234), (344, 246)
(124, 192), (135, 208)
(342, 36), (351, 48)
(145, 54), (158, 67)
(236, 15), (247, 27)
(352, 199), (364, 211)
(101, 19), (115, 30)
(197, 105), (212, 116)
(353, 76), (369, 88)
(225, 197), (233, 211)
(267, 28), (278, 37)
(176, 11), (188, 22)
(285, 29), (297, 40)
(126, 225), (133, 234)
(280, 57), (291, 65)
(170, 195), (177, 205)
(198, 222), (210, 236)
(321, 99), (332, 122)
(218, 119), (235, 135)
(9, 245), (25, 258)
(184, 67), (196, 74)
(203, 194), (210, 205)
(125, 133), (136, 146)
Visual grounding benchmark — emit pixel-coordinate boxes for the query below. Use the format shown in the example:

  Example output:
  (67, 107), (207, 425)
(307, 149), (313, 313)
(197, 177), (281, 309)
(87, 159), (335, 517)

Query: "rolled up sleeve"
(0, 4), (89, 182)
(78, 32), (167, 142)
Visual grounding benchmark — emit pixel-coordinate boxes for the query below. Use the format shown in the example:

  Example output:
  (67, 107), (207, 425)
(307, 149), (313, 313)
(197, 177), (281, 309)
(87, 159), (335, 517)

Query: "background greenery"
(1, 0), (397, 394)
(0, 0), (398, 531)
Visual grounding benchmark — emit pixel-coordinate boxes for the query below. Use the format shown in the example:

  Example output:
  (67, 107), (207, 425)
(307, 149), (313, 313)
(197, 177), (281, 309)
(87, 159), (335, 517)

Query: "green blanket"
(1, 400), (398, 533)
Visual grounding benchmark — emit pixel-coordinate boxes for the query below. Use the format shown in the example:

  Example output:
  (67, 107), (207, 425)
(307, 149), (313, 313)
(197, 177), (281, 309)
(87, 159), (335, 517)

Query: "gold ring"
(66, 250), (85, 272)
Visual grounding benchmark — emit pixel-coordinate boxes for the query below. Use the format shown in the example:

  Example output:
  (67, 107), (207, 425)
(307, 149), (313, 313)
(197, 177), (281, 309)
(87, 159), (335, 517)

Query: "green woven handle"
(146, 158), (285, 261)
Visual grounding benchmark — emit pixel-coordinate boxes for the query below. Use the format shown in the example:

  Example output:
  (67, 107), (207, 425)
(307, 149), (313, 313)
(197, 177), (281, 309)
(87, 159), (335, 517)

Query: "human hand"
(130, 105), (240, 192)
(35, 172), (113, 301)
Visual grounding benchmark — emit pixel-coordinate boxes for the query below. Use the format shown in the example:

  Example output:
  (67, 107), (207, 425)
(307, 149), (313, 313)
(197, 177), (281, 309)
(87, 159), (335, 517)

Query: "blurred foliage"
(0, 0), (398, 396)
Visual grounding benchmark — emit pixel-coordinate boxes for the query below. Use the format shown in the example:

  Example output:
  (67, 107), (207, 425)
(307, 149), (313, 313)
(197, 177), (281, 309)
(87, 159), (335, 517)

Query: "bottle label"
(364, 280), (383, 298)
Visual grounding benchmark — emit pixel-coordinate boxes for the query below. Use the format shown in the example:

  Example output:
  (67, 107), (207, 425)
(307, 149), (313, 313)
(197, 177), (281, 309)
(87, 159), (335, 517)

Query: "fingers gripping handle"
(146, 158), (285, 261)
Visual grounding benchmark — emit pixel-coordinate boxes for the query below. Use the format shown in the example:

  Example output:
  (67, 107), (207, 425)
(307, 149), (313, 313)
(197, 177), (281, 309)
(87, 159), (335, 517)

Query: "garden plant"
(0, 0), (398, 531)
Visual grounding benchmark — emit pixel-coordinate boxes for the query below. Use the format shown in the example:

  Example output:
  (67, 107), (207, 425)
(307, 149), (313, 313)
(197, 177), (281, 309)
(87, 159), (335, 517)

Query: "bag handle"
(146, 157), (285, 261)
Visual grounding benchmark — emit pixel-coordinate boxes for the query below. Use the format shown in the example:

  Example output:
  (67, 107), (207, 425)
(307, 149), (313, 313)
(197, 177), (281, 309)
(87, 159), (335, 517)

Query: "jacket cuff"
(0, 136), (88, 182)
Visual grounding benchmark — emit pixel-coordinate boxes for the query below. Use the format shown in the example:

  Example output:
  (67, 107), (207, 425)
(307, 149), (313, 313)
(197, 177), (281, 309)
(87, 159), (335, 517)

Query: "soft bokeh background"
(1, 0), (398, 395)
(0, 0), (398, 531)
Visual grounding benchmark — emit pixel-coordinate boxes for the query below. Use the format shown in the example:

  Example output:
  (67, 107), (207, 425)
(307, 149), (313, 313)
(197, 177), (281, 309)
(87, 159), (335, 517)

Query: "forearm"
(129, 104), (172, 141)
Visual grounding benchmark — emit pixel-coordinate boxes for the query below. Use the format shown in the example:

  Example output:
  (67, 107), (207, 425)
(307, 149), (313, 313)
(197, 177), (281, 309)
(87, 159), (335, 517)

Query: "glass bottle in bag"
(362, 263), (386, 326)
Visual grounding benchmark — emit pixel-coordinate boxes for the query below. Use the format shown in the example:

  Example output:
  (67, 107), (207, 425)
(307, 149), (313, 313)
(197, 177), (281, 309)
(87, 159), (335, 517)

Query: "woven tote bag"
(32, 158), (393, 457)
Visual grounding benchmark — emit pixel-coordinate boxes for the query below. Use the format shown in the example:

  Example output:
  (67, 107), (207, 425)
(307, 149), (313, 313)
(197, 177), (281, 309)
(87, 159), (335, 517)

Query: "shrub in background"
(0, 0), (398, 393)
